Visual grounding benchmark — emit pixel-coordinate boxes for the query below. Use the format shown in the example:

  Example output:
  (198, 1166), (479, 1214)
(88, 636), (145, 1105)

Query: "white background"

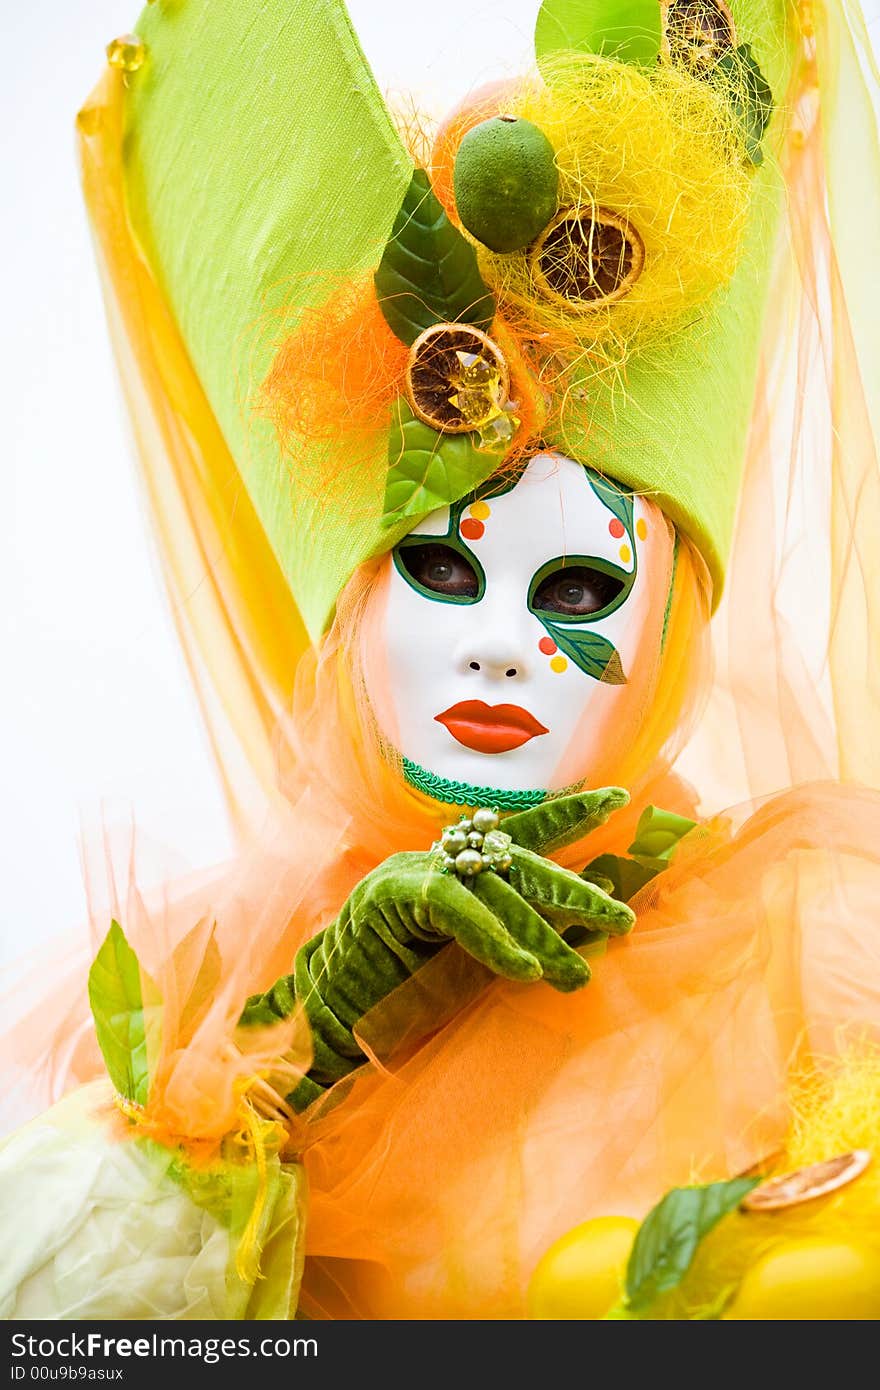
(2, 0), (879, 965)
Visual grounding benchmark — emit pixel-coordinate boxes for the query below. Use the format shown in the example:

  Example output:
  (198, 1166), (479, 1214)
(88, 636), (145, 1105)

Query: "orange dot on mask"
(609, 519), (625, 539)
(460, 518), (485, 540)
(538, 636), (557, 655)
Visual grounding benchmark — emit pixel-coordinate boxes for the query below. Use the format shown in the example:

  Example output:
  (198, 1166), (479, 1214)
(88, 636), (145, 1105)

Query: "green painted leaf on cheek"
(535, 0), (662, 74)
(625, 1176), (760, 1312)
(374, 170), (496, 346)
(87, 920), (162, 1106)
(382, 399), (496, 526)
(546, 622), (628, 683)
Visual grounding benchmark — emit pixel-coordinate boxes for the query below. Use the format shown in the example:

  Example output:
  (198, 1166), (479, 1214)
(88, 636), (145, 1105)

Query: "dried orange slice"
(741, 1150), (872, 1213)
(530, 208), (645, 311)
(405, 323), (510, 433)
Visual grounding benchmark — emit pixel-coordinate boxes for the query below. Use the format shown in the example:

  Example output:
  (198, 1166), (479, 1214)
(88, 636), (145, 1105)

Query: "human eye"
(395, 542), (481, 599)
(531, 563), (626, 618)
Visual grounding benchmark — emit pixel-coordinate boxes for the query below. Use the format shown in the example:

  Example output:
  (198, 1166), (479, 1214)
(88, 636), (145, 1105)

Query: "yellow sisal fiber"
(479, 54), (757, 378)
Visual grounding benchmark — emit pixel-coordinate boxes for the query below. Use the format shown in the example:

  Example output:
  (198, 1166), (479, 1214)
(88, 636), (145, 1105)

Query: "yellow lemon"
(453, 116), (558, 254)
(527, 1215), (639, 1319)
(725, 1239), (880, 1320)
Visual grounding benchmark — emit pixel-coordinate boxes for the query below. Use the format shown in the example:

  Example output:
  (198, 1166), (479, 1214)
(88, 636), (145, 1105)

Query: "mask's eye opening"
(532, 563), (626, 618)
(395, 541), (482, 600)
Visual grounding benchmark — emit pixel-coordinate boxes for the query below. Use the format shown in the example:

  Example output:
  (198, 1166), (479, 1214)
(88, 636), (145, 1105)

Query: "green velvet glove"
(241, 789), (634, 1110)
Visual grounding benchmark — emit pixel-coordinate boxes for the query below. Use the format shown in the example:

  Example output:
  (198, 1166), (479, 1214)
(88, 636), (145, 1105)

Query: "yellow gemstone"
(550, 655), (568, 674)
(449, 387), (497, 427)
(619, 544), (632, 564)
(106, 33), (146, 73)
(475, 411), (519, 452)
(470, 501), (491, 521)
(636, 518), (648, 541)
(455, 351), (495, 387)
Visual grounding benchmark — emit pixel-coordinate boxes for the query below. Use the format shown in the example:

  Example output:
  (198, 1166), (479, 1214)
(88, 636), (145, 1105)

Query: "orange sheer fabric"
(297, 782), (880, 1318)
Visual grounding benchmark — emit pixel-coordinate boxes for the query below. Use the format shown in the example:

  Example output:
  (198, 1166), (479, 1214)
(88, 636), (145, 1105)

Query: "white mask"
(372, 454), (672, 805)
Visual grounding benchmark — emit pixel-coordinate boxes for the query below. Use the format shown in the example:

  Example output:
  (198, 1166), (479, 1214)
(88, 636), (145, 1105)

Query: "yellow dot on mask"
(550, 655), (568, 674)
(636, 518), (648, 541)
(470, 501), (491, 521)
(619, 544), (632, 564)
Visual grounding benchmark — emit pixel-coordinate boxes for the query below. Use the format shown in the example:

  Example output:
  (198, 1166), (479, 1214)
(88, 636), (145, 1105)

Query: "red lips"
(434, 700), (549, 754)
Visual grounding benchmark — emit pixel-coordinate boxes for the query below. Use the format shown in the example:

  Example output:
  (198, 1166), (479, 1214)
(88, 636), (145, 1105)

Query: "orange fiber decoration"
(262, 277), (410, 446)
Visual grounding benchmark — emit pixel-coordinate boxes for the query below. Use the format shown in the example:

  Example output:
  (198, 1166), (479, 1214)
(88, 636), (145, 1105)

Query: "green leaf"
(626, 1176), (759, 1311)
(582, 851), (659, 901)
(586, 469), (635, 539)
(546, 623), (628, 684)
(628, 804), (696, 861)
(375, 170), (495, 346)
(583, 804), (697, 902)
(87, 920), (160, 1106)
(383, 399), (493, 525)
(716, 43), (774, 166)
(535, 0), (662, 73)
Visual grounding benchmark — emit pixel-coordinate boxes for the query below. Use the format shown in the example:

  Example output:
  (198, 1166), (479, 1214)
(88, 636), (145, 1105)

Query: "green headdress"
(120, 0), (797, 638)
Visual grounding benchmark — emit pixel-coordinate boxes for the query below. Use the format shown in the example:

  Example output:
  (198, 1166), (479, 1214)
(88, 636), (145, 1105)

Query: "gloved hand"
(240, 789), (634, 1109)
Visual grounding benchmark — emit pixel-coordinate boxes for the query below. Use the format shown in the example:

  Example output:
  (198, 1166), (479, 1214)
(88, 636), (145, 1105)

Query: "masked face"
(373, 454), (673, 800)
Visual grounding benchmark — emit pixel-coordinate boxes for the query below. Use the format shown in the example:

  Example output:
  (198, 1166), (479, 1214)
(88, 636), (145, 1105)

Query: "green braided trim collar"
(402, 757), (582, 810)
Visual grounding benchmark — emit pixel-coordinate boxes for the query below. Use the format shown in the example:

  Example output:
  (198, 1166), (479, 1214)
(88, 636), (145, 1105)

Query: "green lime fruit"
(453, 115), (559, 254)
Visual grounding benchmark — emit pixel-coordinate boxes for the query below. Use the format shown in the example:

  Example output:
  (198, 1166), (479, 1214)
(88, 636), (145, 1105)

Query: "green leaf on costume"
(382, 399), (494, 525)
(583, 805), (696, 902)
(547, 623), (628, 684)
(628, 804), (697, 861)
(535, 0), (662, 74)
(625, 1176), (760, 1312)
(87, 920), (160, 1106)
(582, 851), (659, 902)
(374, 170), (496, 346)
(716, 43), (774, 166)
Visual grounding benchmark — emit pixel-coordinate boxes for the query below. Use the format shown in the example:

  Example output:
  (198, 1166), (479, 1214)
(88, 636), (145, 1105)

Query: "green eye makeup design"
(529, 555), (634, 623)
(393, 536), (485, 604)
(392, 464), (638, 683)
(528, 556), (632, 685)
(393, 494), (485, 605)
(530, 471), (637, 685)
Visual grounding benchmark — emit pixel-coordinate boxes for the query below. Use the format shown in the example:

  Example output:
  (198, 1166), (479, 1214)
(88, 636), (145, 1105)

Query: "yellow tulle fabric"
(78, 71), (309, 839)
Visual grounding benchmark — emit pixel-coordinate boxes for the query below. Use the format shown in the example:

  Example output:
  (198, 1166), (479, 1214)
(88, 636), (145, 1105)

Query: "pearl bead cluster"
(433, 807), (513, 880)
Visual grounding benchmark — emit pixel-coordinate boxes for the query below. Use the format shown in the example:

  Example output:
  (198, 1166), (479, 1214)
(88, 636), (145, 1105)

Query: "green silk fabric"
(123, 0), (796, 635)
(124, 0), (414, 639)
